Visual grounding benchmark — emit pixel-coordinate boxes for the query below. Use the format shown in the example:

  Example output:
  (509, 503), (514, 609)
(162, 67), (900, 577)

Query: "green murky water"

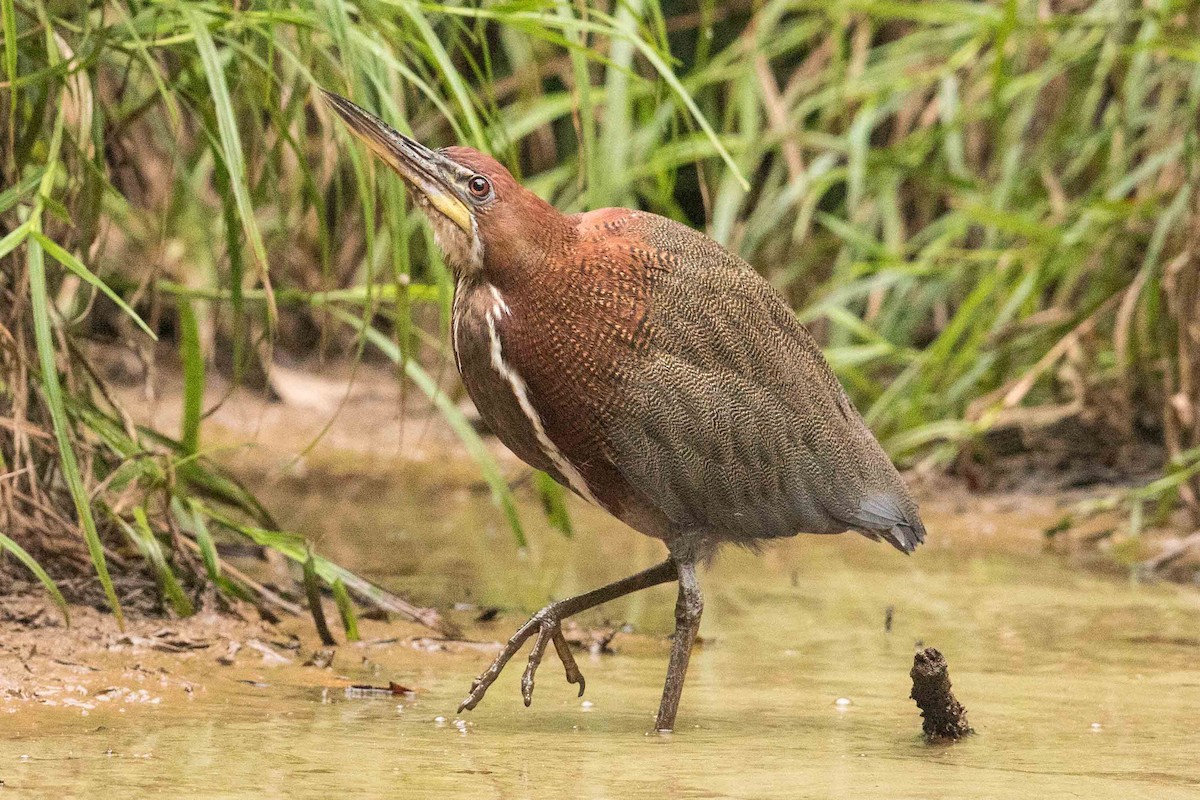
(4, 458), (1200, 798)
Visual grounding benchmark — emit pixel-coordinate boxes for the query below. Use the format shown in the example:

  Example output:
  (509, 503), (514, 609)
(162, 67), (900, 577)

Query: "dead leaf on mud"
(50, 658), (98, 672)
(345, 681), (416, 698)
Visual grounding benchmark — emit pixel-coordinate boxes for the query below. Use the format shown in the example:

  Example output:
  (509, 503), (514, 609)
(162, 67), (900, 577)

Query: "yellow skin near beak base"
(357, 136), (474, 234)
(320, 89), (474, 235)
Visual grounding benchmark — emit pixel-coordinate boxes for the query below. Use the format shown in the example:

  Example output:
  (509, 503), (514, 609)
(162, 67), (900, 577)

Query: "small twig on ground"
(339, 573), (461, 639)
(910, 647), (974, 743)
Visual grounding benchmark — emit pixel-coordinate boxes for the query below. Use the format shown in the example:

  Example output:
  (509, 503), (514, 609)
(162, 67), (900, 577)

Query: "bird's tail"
(852, 493), (927, 554)
(881, 518), (926, 554)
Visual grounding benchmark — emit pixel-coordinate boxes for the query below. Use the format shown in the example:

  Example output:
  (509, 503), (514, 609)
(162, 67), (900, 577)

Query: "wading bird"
(323, 90), (925, 732)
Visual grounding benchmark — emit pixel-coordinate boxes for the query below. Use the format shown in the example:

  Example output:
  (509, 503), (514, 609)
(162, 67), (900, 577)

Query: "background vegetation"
(2, 0), (1198, 628)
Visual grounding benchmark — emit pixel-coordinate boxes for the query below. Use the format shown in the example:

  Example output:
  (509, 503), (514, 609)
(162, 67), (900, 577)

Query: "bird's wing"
(597, 213), (924, 552)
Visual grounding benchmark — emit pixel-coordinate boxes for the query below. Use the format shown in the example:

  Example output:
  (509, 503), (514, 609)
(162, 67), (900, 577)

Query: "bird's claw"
(457, 612), (587, 713)
(520, 624), (587, 706)
(459, 661), (505, 713)
(520, 625), (552, 706)
(552, 629), (586, 697)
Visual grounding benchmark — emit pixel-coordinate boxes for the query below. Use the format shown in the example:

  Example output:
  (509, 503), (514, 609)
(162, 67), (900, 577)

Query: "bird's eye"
(467, 175), (491, 199)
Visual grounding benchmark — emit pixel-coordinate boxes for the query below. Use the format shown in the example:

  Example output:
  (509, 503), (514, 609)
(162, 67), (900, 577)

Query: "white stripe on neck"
(483, 285), (598, 506)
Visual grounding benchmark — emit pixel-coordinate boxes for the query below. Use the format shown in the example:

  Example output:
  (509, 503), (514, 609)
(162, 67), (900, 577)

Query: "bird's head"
(321, 89), (563, 278)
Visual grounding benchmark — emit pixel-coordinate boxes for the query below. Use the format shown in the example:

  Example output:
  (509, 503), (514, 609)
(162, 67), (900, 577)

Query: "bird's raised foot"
(457, 609), (586, 714)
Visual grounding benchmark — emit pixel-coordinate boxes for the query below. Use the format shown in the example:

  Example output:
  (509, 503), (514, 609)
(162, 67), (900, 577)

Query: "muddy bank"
(0, 590), (514, 719)
(0, 594), (332, 714)
(0, 585), (633, 720)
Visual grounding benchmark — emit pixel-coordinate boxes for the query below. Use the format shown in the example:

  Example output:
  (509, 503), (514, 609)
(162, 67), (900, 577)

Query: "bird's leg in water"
(654, 557), (702, 732)
(459, 559), (678, 713)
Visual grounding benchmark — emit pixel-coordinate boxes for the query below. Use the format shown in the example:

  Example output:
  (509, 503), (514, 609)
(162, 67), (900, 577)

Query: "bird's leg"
(654, 556), (702, 732)
(459, 559), (678, 713)
(518, 622), (562, 705)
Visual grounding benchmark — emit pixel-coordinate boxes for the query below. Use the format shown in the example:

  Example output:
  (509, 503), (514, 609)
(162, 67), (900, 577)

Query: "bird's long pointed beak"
(319, 88), (473, 234)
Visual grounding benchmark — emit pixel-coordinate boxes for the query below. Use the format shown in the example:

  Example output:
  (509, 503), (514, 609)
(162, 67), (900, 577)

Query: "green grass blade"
(178, 298), (204, 454)
(128, 506), (195, 617)
(331, 579), (360, 642)
(28, 235), (124, 628)
(0, 219), (30, 260)
(0, 0), (15, 86)
(599, 0), (638, 205)
(173, 497), (221, 583)
(186, 7), (276, 326)
(212, 160), (248, 384)
(31, 232), (156, 339)
(0, 169), (45, 216)
(330, 307), (527, 548)
(303, 550), (337, 646)
(534, 470), (573, 538)
(0, 531), (70, 626)
(1, 0), (15, 168)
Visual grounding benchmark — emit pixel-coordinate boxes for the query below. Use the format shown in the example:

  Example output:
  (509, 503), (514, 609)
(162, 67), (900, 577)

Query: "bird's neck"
(474, 205), (576, 295)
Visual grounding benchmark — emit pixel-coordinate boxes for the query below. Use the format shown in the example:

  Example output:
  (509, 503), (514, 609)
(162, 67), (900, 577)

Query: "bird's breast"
(452, 279), (601, 506)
